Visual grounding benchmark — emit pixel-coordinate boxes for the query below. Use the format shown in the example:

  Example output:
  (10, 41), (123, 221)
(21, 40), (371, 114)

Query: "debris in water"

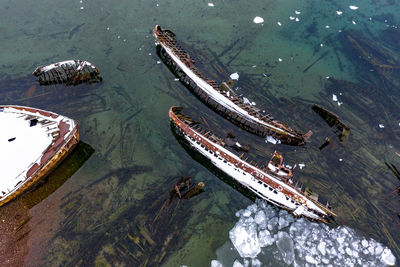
(312, 104), (350, 141)
(32, 60), (102, 86)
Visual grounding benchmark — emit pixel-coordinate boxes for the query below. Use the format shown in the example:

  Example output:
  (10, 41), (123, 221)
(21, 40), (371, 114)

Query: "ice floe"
(212, 200), (396, 266)
(352, 20), (357, 25)
(208, 3), (214, 7)
(277, 21), (282, 26)
(295, 10), (301, 15)
(332, 94), (338, 101)
(349, 5), (359, 10)
(265, 136), (281, 145)
(337, 10), (343, 15)
(253, 17), (264, 24)
(230, 72), (239, 80)
(295, 17), (300, 22)
(379, 124), (385, 129)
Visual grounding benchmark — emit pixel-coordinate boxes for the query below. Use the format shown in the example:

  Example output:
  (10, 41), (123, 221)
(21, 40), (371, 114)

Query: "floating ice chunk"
(298, 163), (305, 169)
(362, 239), (369, 248)
(230, 72), (239, 80)
(332, 94), (338, 101)
(289, 16), (295, 20)
(318, 242), (326, 256)
(229, 222), (261, 258)
(242, 209), (252, 217)
(233, 260), (244, 267)
(174, 78), (179, 81)
(156, 60), (161, 64)
(337, 101), (343, 106)
(253, 17), (264, 24)
(278, 58), (282, 62)
(352, 20), (357, 25)
(345, 247), (353, 256)
(349, 5), (359, 10)
(378, 124), (385, 128)
(339, 158), (343, 162)
(337, 10), (343, 15)
(254, 210), (266, 225)
(277, 22), (282, 26)
(208, 3), (214, 7)
(325, 25), (330, 28)
(80, 6), (84, 10)
(320, 43), (324, 47)
(251, 102), (256, 106)
(295, 10), (301, 14)
(375, 244), (383, 255)
(156, 3), (159, 6)
(276, 232), (295, 265)
(265, 136), (281, 145)
(278, 217), (289, 229)
(381, 248), (396, 265)
(210, 260), (223, 267)
(251, 258), (261, 267)
(305, 255), (319, 264)
(259, 229), (274, 247)
(106, 27), (110, 31)
(117, 35), (121, 39)
(295, 17), (300, 22)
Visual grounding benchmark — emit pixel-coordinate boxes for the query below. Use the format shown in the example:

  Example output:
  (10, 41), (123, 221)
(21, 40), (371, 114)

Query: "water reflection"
(0, 141), (94, 266)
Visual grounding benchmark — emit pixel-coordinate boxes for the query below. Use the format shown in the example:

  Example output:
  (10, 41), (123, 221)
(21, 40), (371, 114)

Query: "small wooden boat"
(169, 106), (336, 222)
(0, 105), (79, 206)
(154, 25), (311, 146)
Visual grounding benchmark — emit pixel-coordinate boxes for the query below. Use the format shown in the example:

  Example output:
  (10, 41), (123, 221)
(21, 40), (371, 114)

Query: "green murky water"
(0, 0), (399, 266)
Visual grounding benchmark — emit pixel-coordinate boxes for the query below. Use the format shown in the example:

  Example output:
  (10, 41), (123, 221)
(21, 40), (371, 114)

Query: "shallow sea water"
(0, 0), (399, 266)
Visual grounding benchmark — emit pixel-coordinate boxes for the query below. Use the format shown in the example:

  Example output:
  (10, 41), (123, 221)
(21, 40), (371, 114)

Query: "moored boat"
(169, 106), (335, 222)
(0, 105), (79, 206)
(154, 25), (311, 146)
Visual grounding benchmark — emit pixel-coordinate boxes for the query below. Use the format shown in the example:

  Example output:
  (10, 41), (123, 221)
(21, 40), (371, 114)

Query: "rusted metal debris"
(169, 106), (336, 222)
(312, 104), (350, 141)
(169, 176), (205, 203)
(154, 25), (310, 146)
(32, 60), (102, 86)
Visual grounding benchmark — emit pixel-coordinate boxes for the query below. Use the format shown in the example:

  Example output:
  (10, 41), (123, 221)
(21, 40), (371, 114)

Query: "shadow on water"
(0, 141), (94, 267)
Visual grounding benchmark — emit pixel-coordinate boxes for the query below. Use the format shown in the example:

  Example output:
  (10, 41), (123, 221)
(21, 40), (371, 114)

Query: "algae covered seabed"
(0, 0), (399, 266)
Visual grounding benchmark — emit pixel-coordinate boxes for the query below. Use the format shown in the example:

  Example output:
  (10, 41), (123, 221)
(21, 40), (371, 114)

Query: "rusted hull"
(169, 106), (336, 222)
(0, 106), (80, 207)
(154, 25), (308, 146)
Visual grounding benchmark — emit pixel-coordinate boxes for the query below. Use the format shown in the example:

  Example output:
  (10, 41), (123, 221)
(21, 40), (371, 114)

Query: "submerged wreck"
(154, 25), (310, 146)
(169, 106), (336, 222)
(32, 60), (102, 86)
(0, 105), (79, 206)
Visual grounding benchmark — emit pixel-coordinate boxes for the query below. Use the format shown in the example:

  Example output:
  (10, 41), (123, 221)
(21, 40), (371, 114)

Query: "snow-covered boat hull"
(0, 105), (79, 206)
(169, 106), (335, 222)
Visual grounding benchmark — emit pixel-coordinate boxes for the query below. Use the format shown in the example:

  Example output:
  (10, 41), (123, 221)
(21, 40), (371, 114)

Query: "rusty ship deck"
(154, 25), (310, 146)
(169, 106), (336, 222)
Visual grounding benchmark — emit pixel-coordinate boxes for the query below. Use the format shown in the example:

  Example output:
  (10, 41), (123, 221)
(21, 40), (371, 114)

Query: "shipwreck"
(154, 25), (311, 146)
(169, 106), (336, 222)
(32, 60), (102, 86)
(0, 105), (79, 206)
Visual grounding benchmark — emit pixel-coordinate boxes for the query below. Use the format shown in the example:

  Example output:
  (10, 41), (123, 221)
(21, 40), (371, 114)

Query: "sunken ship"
(154, 25), (311, 146)
(169, 106), (336, 222)
(0, 105), (79, 206)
